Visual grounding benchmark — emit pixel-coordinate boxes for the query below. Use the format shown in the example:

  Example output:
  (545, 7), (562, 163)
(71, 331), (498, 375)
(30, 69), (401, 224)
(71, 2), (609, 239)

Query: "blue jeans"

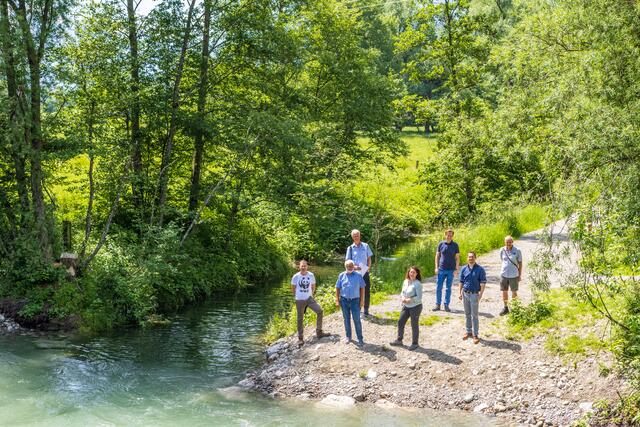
(340, 297), (363, 342)
(436, 269), (454, 306)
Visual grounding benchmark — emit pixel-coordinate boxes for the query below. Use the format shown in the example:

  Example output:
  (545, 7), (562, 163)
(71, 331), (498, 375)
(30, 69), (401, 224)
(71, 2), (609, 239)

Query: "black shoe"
(499, 306), (509, 316)
(444, 305), (451, 312)
(408, 343), (419, 351)
(432, 305), (441, 312)
(389, 339), (403, 346)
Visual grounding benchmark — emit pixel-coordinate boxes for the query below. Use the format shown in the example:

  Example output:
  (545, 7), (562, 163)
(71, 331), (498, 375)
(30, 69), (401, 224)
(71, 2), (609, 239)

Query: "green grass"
(497, 288), (609, 359)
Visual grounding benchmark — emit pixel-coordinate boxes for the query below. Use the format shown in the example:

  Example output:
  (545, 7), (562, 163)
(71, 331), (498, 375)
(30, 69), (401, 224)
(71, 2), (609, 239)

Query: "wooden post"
(63, 220), (72, 251)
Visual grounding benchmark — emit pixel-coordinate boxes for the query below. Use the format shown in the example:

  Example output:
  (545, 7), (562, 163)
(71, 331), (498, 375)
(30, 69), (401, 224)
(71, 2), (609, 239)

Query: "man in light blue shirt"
(345, 229), (374, 317)
(335, 260), (366, 346)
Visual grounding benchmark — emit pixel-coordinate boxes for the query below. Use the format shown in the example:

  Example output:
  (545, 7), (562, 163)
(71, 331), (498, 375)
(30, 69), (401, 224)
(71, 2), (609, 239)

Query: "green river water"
(0, 270), (497, 427)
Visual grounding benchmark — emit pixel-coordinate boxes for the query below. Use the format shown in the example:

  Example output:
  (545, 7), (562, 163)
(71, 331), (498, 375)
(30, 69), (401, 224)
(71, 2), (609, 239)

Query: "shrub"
(508, 299), (554, 327)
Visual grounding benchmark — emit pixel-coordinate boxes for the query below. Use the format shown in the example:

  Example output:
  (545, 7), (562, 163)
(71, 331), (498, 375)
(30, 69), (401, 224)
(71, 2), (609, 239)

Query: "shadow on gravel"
(358, 343), (397, 361)
(480, 339), (521, 352)
(414, 347), (463, 365)
(367, 315), (397, 326)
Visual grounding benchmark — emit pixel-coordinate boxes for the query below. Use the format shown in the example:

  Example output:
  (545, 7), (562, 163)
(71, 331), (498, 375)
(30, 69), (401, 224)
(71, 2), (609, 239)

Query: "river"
(0, 270), (497, 426)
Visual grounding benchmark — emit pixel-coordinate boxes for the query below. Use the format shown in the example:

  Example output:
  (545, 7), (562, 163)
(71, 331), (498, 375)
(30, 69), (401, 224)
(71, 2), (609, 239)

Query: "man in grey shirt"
(499, 235), (522, 316)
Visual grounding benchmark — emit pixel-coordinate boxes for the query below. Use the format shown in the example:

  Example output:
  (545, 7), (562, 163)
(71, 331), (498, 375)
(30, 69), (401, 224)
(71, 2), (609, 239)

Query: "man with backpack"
(499, 235), (523, 316)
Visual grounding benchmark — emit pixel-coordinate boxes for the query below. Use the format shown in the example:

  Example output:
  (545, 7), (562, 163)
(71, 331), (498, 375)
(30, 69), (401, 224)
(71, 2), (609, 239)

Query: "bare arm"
(455, 253), (460, 272)
(458, 282), (463, 300)
(435, 252), (440, 273)
(291, 285), (296, 296)
(479, 282), (486, 301)
(359, 287), (364, 308)
(335, 288), (340, 307)
(518, 262), (523, 280)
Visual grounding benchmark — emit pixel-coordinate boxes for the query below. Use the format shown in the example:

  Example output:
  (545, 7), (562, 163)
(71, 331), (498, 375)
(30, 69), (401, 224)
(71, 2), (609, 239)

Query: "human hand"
(335, 299), (339, 307)
(458, 294), (463, 301)
(478, 293), (483, 302)
(434, 268), (438, 274)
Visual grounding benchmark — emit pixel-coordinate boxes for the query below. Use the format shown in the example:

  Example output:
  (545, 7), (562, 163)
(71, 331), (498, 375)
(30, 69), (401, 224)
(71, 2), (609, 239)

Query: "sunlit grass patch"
(545, 333), (606, 356)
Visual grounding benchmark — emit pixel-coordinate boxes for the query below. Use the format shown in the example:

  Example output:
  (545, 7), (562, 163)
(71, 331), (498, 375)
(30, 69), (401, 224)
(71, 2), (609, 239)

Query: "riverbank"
(241, 222), (627, 426)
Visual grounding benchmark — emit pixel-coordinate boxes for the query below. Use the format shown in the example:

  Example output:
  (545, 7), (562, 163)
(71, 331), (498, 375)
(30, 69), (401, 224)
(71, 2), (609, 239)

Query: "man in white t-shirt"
(291, 260), (330, 347)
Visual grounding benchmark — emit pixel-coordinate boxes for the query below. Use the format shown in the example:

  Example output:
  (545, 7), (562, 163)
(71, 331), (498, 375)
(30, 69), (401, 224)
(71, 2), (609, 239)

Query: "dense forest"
(1, 0), (639, 408)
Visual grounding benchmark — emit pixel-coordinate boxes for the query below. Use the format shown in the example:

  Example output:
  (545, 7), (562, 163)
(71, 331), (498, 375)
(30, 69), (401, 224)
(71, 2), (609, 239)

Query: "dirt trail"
(241, 221), (624, 426)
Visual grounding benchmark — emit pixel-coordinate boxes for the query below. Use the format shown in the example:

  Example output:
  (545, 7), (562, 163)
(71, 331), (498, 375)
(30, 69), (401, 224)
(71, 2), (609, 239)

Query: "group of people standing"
(290, 228), (522, 350)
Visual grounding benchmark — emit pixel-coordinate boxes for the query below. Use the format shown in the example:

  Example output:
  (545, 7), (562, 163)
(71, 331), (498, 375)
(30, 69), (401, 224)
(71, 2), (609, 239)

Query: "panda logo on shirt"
(299, 275), (311, 291)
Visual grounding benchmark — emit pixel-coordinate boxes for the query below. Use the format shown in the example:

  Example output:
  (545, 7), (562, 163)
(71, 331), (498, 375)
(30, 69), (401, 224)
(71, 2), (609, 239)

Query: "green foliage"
(545, 333), (605, 356)
(586, 392), (640, 426)
(507, 299), (554, 328)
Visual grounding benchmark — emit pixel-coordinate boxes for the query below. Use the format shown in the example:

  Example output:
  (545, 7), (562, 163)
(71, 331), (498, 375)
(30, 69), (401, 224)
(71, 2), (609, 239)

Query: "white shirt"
(291, 272), (315, 300)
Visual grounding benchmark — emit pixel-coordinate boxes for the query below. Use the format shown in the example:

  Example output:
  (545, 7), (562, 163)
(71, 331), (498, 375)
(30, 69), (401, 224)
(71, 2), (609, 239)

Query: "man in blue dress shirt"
(458, 252), (487, 344)
(345, 229), (374, 317)
(335, 260), (366, 346)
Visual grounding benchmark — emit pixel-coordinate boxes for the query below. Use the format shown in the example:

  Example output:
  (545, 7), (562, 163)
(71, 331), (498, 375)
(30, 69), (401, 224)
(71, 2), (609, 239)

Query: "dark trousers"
(397, 304), (423, 345)
(363, 272), (371, 312)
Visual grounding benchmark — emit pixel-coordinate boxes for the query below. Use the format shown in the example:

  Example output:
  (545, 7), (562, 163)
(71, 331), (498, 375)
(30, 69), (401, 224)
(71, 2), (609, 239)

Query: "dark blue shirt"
(459, 263), (487, 292)
(437, 240), (460, 270)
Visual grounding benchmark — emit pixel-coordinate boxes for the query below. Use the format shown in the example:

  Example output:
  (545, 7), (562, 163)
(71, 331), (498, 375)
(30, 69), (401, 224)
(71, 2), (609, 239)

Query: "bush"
(508, 299), (554, 327)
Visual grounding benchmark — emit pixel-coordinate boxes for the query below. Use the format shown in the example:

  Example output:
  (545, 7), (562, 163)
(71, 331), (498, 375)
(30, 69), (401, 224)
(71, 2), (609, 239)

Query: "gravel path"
(240, 221), (625, 426)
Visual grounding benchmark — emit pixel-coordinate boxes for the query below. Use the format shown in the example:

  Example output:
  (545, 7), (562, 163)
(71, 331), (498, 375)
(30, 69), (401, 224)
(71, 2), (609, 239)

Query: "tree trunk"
(14, 0), (54, 261)
(79, 101), (96, 259)
(0, 0), (30, 222)
(156, 0), (196, 225)
(188, 0), (211, 216)
(127, 0), (144, 215)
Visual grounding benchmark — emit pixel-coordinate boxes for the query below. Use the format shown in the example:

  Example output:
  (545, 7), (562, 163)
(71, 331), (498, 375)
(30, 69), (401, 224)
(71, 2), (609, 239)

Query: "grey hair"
(344, 259), (355, 267)
(350, 229), (360, 237)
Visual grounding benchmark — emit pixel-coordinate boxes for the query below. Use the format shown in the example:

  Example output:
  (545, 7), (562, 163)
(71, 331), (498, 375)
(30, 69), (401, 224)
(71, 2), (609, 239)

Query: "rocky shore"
(240, 224), (627, 426)
(0, 313), (20, 332)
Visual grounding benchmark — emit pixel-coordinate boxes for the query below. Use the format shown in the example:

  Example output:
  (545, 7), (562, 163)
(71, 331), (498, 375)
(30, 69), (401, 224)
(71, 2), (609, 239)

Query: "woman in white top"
(389, 266), (423, 350)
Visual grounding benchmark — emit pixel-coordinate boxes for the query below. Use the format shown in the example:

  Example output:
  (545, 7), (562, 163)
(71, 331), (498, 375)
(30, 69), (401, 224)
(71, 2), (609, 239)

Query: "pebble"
(473, 403), (489, 413)
(494, 403), (507, 413)
(308, 354), (320, 363)
(464, 393), (475, 403)
(579, 402), (593, 412)
(353, 392), (366, 402)
(319, 394), (356, 408)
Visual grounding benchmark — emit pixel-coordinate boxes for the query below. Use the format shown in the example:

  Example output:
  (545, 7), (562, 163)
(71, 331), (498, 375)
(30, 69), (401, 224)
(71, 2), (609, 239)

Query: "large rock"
(318, 394), (356, 409)
(265, 341), (286, 359)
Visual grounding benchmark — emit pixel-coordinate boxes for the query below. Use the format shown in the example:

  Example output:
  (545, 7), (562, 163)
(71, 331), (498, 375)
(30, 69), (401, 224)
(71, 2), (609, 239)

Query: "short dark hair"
(405, 266), (422, 281)
(467, 251), (477, 257)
